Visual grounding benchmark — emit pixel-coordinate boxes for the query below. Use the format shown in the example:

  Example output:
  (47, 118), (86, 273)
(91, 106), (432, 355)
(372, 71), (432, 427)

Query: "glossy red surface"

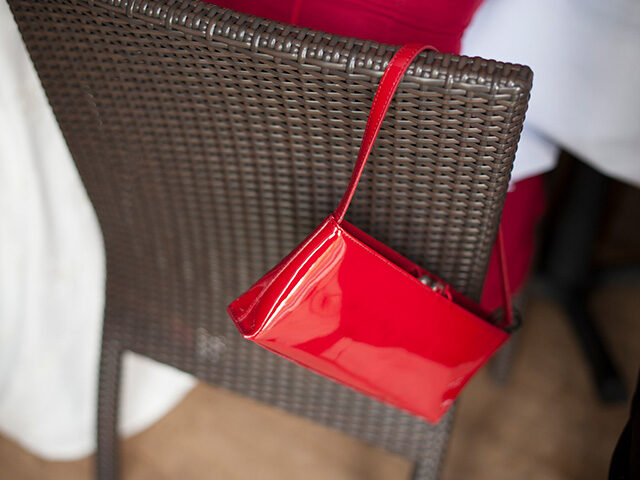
(227, 45), (513, 423)
(228, 216), (509, 422)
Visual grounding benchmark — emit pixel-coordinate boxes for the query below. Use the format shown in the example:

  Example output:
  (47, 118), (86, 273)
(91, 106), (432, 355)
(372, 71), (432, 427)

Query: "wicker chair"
(7, 1), (531, 478)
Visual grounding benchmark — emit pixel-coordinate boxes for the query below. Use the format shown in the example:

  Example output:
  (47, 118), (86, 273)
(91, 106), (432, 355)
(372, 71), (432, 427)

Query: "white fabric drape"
(0, 1), (195, 460)
(463, 0), (640, 188)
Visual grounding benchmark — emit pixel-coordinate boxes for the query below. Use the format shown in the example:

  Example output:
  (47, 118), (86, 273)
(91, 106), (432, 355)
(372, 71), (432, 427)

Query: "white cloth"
(0, 2), (195, 460)
(463, 0), (640, 188)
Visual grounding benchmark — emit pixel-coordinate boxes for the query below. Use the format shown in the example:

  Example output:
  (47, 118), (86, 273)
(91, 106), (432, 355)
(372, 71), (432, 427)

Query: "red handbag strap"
(333, 44), (515, 328)
(333, 44), (431, 224)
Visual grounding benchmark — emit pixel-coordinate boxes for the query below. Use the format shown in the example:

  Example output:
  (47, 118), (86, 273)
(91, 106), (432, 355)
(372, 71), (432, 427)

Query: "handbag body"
(227, 44), (516, 423)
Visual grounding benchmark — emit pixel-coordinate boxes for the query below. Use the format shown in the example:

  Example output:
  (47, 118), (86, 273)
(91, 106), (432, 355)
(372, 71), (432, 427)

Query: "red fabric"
(202, 0), (546, 308)
(203, 0), (484, 54)
(481, 175), (546, 310)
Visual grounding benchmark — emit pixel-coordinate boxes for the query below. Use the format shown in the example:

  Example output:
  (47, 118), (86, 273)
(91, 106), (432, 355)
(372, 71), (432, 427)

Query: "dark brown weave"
(7, 1), (532, 479)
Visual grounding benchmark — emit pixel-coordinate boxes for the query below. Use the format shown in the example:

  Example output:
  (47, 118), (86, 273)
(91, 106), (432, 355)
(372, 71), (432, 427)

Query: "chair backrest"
(8, 0), (531, 476)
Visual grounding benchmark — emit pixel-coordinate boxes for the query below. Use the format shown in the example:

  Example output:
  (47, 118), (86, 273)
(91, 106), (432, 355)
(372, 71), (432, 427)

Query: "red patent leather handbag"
(228, 44), (519, 423)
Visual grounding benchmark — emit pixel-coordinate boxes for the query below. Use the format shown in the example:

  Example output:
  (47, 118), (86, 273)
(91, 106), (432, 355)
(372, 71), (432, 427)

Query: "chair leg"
(96, 334), (123, 480)
(542, 158), (626, 402)
(489, 333), (519, 384)
(489, 291), (526, 384)
(411, 460), (438, 480)
(412, 451), (449, 480)
(410, 408), (455, 480)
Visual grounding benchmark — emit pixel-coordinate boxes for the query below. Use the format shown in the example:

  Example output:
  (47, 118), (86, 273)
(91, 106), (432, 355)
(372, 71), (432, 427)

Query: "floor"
(1, 281), (638, 480)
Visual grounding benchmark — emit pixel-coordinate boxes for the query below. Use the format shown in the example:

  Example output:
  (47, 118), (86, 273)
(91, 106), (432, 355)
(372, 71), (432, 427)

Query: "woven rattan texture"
(8, 1), (531, 479)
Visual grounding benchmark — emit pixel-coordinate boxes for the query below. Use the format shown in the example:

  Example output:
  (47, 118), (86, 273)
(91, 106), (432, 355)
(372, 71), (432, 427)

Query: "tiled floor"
(2, 282), (638, 480)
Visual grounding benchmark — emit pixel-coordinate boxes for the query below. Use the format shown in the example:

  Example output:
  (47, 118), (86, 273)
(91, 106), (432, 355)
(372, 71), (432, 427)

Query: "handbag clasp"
(418, 275), (451, 300)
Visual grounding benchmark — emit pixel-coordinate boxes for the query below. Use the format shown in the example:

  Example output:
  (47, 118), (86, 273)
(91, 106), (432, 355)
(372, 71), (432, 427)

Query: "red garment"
(205, 0), (484, 53)
(481, 175), (546, 310)
(203, 0), (546, 307)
